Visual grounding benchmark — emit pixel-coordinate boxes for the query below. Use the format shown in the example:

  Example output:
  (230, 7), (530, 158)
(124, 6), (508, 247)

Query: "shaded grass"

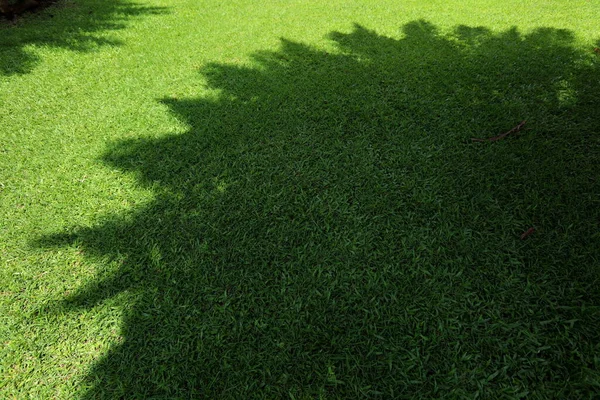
(1, 0), (600, 398)
(40, 21), (600, 399)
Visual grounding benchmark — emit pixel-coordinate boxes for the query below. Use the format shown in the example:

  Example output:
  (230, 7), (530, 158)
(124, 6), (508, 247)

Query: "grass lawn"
(1, 0), (599, 398)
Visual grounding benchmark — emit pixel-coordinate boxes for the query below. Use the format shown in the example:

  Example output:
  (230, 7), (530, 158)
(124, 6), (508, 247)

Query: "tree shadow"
(0, 0), (167, 75)
(38, 21), (600, 398)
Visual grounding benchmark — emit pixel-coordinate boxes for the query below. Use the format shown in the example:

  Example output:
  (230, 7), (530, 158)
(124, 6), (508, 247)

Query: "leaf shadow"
(0, 0), (168, 75)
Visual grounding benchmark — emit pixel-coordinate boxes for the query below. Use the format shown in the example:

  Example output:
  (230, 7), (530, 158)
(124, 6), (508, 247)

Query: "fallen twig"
(472, 120), (526, 142)
(520, 227), (535, 240)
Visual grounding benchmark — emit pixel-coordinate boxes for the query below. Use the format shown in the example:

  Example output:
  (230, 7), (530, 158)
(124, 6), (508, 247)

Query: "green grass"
(1, 0), (599, 398)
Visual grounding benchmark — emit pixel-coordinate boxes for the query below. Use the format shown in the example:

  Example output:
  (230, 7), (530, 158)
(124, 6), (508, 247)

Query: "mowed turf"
(1, 0), (599, 398)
